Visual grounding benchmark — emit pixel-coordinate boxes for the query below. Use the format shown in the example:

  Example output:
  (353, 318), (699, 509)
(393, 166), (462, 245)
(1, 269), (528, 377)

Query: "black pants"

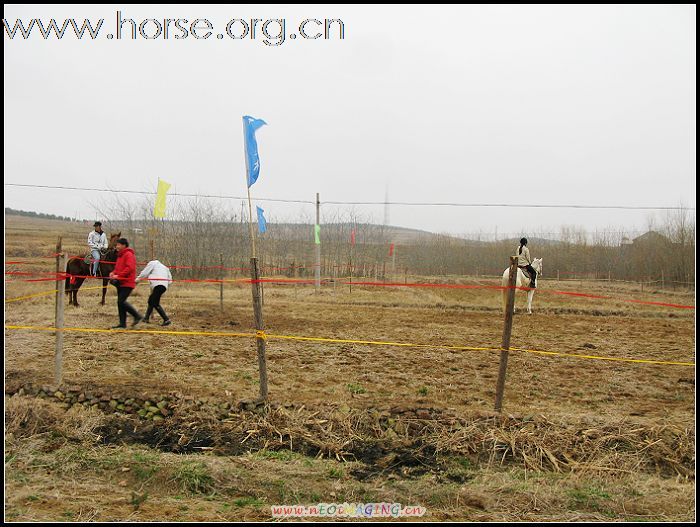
(117, 287), (142, 326)
(521, 265), (537, 286)
(145, 285), (169, 321)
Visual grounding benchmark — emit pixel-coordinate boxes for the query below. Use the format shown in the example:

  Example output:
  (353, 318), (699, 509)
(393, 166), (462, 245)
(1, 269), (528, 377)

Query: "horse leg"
(527, 290), (534, 314)
(64, 276), (73, 306)
(74, 278), (85, 307)
(101, 278), (108, 305)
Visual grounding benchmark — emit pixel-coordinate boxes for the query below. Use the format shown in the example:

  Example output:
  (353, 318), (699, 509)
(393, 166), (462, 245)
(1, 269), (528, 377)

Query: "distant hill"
(4, 210), (568, 247)
(5, 207), (84, 222)
(255, 222), (479, 245)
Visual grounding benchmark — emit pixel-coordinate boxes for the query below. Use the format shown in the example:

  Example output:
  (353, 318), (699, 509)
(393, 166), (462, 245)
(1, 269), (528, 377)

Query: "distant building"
(620, 231), (670, 248)
(632, 231), (671, 245)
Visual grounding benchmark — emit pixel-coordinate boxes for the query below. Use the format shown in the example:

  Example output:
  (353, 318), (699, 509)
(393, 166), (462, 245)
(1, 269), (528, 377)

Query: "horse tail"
(64, 258), (78, 288)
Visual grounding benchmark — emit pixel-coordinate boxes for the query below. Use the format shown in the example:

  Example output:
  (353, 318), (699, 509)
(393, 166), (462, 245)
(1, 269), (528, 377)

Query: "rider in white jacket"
(136, 260), (173, 325)
(516, 238), (537, 288)
(87, 222), (108, 276)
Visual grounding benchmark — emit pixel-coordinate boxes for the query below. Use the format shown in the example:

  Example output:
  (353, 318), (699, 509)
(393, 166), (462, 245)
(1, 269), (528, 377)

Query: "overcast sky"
(4, 4), (696, 238)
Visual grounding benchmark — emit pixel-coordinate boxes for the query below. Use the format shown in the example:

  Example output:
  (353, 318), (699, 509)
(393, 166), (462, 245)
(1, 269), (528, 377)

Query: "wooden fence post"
(293, 261), (298, 297)
(250, 257), (268, 401)
(495, 256), (518, 412)
(55, 239), (65, 387)
(219, 253), (224, 312)
(260, 263), (265, 307)
(315, 193), (321, 294)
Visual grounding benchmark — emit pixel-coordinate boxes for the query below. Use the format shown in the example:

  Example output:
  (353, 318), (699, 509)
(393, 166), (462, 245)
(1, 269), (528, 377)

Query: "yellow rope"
(4, 285), (108, 303)
(4, 325), (694, 367)
(5, 290), (58, 302)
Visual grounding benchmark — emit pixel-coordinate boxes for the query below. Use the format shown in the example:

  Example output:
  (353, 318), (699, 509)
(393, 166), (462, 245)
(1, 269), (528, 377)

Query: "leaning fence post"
(495, 256), (518, 412)
(55, 236), (62, 318)
(55, 240), (66, 387)
(250, 257), (268, 401)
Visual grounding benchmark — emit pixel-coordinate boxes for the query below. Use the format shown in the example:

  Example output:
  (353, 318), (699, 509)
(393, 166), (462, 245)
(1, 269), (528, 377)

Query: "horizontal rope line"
(4, 285), (107, 303)
(5, 183), (694, 210)
(5, 271), (695, 309)
(4, 325), (694, 367)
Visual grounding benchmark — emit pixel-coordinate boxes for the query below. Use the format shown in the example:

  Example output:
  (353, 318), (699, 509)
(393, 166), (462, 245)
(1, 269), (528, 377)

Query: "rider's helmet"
(520, 237), (528, 245)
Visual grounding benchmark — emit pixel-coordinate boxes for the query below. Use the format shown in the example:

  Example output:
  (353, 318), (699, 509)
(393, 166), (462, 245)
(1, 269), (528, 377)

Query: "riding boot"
(144, 306), (153, 323)
(155, 305), (169, 322)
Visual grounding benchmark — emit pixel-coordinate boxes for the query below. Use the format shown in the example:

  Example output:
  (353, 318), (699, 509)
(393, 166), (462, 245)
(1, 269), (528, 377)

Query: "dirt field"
(4, 215), (696, 521)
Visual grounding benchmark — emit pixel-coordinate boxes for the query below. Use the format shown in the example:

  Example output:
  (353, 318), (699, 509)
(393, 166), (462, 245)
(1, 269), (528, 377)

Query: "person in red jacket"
(108, 238), (143, 329)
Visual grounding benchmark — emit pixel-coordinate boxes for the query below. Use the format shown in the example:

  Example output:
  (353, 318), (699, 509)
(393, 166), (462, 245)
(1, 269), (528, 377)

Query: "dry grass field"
(4, 215), (696, 521)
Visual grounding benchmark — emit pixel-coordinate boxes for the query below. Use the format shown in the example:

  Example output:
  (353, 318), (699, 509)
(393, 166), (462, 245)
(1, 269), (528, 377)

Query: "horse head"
(533, 258), (543, 277)
(108, 232), (121, 248)
(102, 232), (121, 262)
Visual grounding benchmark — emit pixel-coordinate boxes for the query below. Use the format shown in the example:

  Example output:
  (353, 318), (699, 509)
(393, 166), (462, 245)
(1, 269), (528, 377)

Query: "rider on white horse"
(502, 247), (542, 315)
(517, 237), (537, 288)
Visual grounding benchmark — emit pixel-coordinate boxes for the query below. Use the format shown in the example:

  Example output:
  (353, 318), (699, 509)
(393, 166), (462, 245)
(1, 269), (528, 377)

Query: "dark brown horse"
(65, 232), (121, 306)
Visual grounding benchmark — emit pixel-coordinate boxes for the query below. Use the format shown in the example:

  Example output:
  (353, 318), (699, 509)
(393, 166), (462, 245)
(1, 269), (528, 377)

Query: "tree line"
(96, 197), (695, 288)
(5, 207), (81, 223)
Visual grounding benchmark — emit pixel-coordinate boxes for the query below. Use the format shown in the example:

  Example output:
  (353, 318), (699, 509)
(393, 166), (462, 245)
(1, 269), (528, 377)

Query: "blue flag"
(243, 115), (267, 187)
(256, 206), (267, 233)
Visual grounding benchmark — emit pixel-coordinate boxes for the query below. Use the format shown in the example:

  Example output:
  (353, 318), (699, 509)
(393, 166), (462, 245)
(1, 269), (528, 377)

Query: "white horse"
(501, 258), (543, 314)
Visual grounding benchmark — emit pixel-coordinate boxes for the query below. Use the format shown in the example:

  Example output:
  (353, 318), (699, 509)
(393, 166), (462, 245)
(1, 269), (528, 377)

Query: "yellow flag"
(153, 179), (171, 218)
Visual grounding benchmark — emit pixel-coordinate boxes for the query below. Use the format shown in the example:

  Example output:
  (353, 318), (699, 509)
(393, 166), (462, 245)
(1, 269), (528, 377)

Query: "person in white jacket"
(516, 237), (537, 288)
(87, 221), (108, 276)
(136, 259), (173, 326)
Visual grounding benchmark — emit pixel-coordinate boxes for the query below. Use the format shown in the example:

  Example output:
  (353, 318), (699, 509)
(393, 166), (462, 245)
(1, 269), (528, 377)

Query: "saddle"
(517, 265), (530, 274)
(518, 265), (536, 287)
(84, 249), (108, 274)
